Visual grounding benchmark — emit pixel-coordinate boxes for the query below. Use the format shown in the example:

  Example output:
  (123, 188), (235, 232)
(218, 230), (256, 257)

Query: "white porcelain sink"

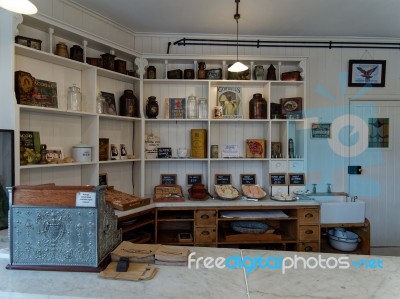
(306, 195), (366, 224)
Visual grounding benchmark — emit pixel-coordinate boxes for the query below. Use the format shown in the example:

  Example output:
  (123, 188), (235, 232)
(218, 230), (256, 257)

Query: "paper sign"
(76, 192), (96, 207)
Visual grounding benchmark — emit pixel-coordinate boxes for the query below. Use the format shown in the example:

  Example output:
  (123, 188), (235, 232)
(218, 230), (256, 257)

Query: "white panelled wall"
(3, 0), (400, 247)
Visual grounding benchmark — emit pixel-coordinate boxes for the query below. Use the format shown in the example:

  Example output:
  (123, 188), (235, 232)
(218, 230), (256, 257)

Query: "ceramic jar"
(198, 62), (206, 79)
(55, 42), (69, 58)
(70, 45), (83, 62)
(249, 93), (267, 119)
(267, 64), (277, 80)
(146, 96), (159, 118)
(119, 89), (137, 117)
(254, 65), (264, 80)
(147, 66), (156, 79)
(101, 53), (116, 70)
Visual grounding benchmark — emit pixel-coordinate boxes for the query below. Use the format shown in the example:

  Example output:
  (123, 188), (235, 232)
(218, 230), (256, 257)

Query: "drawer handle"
(201, 215), (210, 219)
(305, 213), (314, 218)
(304, 246), (312, 252)
(305, 229), (314, 234)
(201, 231), (210, 236)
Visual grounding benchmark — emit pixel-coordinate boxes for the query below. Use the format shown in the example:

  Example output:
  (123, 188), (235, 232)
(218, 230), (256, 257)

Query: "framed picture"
(100, 91), (117, 115)
(271, 142), (282, 158)
(348, 60), (386, 87)
(45, 147), (63, 162)
(99, 173), (108, 186)
(311, 123), (331, 138)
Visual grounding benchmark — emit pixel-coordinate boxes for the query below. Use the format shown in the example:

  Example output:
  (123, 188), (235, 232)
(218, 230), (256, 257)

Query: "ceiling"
(70, 0), (400, 39)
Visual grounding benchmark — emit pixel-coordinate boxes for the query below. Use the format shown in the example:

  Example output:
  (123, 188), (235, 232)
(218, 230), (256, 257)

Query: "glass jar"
(249, 93), (267, 119)
(96, 93), (106, 114)
(67, 84), (82, 111)
(186, 95), (198, 119)
(198, 98), (208, 119)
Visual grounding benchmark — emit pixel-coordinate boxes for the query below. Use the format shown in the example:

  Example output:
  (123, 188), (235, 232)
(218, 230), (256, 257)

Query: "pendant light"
(0, 0), (38, 15)
(228, 0), (248, 73)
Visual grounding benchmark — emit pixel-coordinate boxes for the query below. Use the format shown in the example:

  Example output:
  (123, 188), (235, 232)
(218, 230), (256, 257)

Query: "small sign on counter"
(241, 174), (256, 185)
(157, 147), (172, 158)
(269, 173), (287, 186)
(187, 174), (203, 185)
(76, 192), (96, 207)
(215, 174), (231, 185)
(288, 173), (305, 185)
(160, 174), (177, 185)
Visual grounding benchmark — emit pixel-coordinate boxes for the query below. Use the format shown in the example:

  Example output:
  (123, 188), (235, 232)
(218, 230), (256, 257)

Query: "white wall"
(11, 0), (400, 192)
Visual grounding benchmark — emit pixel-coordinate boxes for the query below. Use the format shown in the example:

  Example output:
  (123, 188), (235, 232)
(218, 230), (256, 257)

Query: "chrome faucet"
(312, 184), (317, 194)
(327, 183), (332, 193)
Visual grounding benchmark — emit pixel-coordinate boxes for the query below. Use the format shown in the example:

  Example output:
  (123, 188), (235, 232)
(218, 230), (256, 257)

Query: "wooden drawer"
(298, 208), (320, 224)
(298, 242), (320, 252)
(195, 227), (216, 243)
(195, 210), (217, 226)
(299, 225), (320, 241)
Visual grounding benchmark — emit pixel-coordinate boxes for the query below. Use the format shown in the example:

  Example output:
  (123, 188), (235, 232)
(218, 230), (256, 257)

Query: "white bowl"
(327, 229), (360, 251)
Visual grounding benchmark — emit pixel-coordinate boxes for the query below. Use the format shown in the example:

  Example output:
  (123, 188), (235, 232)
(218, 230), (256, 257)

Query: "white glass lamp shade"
(0, 0), (38, 15)
(228, 61), (248, 72)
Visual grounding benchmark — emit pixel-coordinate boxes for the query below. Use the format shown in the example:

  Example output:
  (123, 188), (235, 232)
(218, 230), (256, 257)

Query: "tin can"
(211, 145), (219, 158)
(213, 106), (223, 119)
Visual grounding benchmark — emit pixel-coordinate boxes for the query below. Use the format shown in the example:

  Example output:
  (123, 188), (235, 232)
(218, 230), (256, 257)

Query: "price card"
(161, 174), (177, 185)
(269, 173), (287, 186)
(187, 174), (203, 185)
(215, 174), (231, 185)
(76, 192), (96, 207)
(289, 173), (305, 185)
(241, 174), (256, 185)
(157, 147), (172, 158)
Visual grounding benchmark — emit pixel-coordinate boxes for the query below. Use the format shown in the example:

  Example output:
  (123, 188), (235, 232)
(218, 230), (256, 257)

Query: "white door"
(349, 100), (400, 246)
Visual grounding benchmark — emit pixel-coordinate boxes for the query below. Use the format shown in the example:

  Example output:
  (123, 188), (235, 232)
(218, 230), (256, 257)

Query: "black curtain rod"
(170, 37), (400, 52)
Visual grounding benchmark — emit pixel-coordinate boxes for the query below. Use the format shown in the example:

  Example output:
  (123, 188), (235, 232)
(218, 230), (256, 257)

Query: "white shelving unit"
(14, 17), (307, 199)
(142, 56), (307, 197)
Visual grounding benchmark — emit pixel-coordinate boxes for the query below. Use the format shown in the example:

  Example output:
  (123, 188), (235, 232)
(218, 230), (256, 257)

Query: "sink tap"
(327, 183), (332, 193)
(312, 184), (317, 194)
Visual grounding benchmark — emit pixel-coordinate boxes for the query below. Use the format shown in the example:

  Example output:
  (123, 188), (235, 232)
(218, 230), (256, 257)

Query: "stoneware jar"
(146, 96), (159, 119)
(55, 42), (69, 58)
(119, 89), (137, 117)
(249, 93), (267, 119)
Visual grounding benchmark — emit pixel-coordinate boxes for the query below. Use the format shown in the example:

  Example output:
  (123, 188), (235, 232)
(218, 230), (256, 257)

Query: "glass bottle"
(67, 84), (82, 111)
(186, 95), (198, 119)
(249, 93), (267, 119)
(288, 138), (295, 158)
(198, 98), (208, 119)
(96, 93), (106, 114)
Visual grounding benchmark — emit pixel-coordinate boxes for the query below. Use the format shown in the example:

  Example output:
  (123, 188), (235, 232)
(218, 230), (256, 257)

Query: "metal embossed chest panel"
(8, 185), (122, 269)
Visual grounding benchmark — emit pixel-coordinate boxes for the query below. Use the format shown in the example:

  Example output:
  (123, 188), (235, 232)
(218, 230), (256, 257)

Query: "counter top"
(0, 240), (399, 299)
(115, 197), (319, 218)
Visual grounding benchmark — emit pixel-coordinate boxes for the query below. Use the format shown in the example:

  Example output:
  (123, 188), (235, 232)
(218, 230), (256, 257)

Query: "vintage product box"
(7, 185), (122, 270)
(165, 98), (186, 119)
(281, 71), (302, 81)
(246, 139), (266, 158)
(20, 131), (41, 164)
(280, 97), (303, 118)
(105, 187), (150, 211)
(99, 138), (109, 161)
(15, 74), (58, 108)
(191, 129), (207, 158)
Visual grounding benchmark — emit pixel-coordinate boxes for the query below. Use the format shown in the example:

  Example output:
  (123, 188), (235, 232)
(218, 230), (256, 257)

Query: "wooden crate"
(106, 188), (150, 211)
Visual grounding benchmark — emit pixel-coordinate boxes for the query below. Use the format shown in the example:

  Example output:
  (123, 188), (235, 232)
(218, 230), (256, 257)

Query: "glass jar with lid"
(67, 84), (82, 111)
(96, 93), (106, 114)
(198, 98), (208, 119)
(186, 95), (198, 119)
